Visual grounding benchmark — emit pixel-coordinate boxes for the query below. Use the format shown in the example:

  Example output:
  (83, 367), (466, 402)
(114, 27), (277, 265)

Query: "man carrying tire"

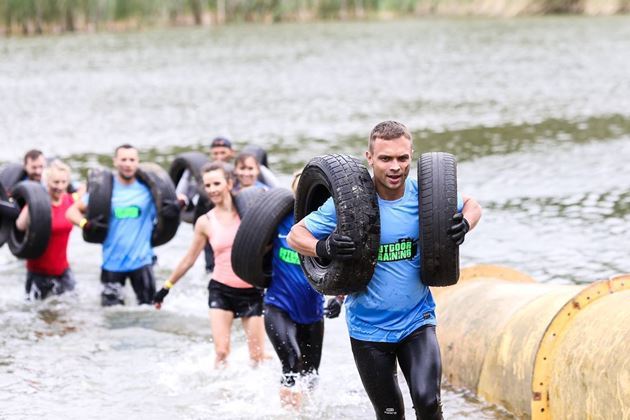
(66, 144), (158, 306)
(288, 121), (482, 420)
(23, 149), (47, 183)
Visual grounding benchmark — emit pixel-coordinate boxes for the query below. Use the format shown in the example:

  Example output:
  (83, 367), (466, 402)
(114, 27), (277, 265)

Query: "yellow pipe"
(433, 266), (630, 418)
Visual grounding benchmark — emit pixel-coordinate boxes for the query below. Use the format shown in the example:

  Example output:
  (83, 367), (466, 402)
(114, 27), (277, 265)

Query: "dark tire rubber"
(82, 167), (113, 244)
(232, 188), (294, 288)
(168, 152), (211, 224)
(8, 181), (52, 259)
(233, 187), (266, 219)
(0, 184), (12, 247)
(137, 163), (181, 247)
(0, 163), (27, 194)
(294, 154), (380, 295)
(418, 152), (460, 287)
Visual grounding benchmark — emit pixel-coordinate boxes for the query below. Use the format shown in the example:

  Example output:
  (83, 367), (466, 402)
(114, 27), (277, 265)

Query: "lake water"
(1, 16), (629, 419)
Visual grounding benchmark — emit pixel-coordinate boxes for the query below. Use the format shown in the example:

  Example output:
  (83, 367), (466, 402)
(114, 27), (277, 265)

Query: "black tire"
(168, 152), (211, 224)
(294, 154), (380, 295)
(418, 152), (459, 287)
(232, 188), (294, 288)
(0, 184), (15, 247)
(233, 187), (266, 219)
(8, 181), (52, 259)
(82, 167), (113, 244)
(241, 144), (269, 168)
(0, 163), (27, 193)
(137, 163), (181, 247)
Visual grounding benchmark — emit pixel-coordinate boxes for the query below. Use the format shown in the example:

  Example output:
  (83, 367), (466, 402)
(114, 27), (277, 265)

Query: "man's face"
(210, 146), (233, 162)
(113, 148), (139, 180)
(24, 155), (46, 182)
(365, 136), (412, 197)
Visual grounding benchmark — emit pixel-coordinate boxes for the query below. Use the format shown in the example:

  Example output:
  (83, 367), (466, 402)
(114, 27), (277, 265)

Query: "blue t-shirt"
(85, 177), (156, 272)
(265, 213), (324, 324)
(303, 177), (463, 343)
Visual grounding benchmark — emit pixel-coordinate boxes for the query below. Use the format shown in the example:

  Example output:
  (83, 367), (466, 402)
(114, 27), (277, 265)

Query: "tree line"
(1, 0), (628, 35)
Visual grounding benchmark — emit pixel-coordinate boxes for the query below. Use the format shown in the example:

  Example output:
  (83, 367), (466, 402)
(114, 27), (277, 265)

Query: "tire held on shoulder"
(294, 154), (380, 295)
(232, 188), (294, 288)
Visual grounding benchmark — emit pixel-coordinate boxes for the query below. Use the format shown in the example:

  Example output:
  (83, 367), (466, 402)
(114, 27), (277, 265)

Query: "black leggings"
(264, 304), (324, 387)
(350, 325), (443, 420)
(100, 265), (156, 306)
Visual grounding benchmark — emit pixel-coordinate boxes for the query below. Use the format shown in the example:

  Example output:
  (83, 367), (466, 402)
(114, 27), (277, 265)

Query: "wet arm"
(65, 199), (87, 226)
(287, 219), (319, 257)
(461, 194), (482, 230)
(15, 205), (29, 231)
(164, 218), (209, 286)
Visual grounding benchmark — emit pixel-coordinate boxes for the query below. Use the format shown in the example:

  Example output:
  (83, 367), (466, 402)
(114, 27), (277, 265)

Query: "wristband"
(164, 280), (174, 289)
(79, 218), (88, 229)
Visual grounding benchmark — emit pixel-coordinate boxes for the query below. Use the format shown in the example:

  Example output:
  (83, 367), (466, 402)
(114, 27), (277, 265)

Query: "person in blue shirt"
(67, 144), (158, 306)
(264, 172), (342, 409)
(287, 121), (482, 420)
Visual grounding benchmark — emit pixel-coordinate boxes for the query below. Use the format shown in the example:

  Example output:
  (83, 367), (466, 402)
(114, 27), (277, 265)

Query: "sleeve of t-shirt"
(82, 192), (90, 206)
(302, 197), (337, 240)
(457, 193), (463, 212)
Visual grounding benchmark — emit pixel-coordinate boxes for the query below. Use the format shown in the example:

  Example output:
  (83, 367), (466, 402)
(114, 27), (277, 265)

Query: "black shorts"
(207, 279), (263, 318)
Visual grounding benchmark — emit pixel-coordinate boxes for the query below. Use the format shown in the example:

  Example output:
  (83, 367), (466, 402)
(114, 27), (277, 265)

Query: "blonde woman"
(16, 160), (78, 300)
(154, 161), (266, 368)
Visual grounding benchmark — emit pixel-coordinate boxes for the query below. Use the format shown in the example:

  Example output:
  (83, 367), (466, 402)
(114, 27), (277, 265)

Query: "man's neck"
(376, 184), (405, 201)
(117, 174), (136, 185)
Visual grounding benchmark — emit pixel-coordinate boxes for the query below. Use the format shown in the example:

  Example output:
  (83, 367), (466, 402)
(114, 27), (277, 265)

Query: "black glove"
(324, 297), (343, 319)
(447, 212), (470, 245)
(83, 215), (107, 232)
(316, 233), (356, 261)
(153, 287), (170, 307)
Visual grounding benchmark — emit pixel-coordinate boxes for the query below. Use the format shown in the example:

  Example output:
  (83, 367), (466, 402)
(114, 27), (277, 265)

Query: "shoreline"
(2, 1), (628, 37)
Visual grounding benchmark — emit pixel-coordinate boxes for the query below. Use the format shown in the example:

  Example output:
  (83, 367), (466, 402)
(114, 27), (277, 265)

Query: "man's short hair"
(114, 144), (136, 156)
(23, 149), (44, 164)
(368, 121), (412, 152)
(210, 136), (232, 149)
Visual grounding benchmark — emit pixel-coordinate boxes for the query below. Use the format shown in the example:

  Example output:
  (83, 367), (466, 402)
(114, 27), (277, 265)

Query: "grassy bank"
(1, 0), (629, 35)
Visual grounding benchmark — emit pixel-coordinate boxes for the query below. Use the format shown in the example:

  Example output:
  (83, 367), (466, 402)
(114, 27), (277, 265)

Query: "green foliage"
(0, 0), (619, 34)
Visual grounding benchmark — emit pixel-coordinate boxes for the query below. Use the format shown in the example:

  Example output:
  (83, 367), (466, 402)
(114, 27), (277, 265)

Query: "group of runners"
(7, 120), (482, 419)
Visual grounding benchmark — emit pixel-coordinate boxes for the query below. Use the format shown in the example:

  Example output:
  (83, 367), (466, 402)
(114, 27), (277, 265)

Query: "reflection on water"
(1, 16), (629, 419)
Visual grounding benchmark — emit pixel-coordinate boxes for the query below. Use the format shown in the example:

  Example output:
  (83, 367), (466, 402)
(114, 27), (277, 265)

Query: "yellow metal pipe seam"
(433, 265), (630, 419)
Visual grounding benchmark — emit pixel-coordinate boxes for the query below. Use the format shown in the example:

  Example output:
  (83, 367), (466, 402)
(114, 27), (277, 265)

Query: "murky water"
(1, 17), (629, 419)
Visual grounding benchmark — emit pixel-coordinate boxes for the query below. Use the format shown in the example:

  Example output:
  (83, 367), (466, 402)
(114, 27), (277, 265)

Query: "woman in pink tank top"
(154, 161), (266, 368)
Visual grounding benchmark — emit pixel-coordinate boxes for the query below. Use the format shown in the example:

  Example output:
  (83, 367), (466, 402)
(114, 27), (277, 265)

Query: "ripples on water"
(1, 16), (630, 419)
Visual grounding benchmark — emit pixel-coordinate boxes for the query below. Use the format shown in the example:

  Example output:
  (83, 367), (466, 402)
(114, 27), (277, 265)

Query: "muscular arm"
(287, 219), (319, 257)
(461, 194), (482, 230)
(165, 217), (209, 286)
(15, 205), (29, 231)
(65, 199), (87, 226)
